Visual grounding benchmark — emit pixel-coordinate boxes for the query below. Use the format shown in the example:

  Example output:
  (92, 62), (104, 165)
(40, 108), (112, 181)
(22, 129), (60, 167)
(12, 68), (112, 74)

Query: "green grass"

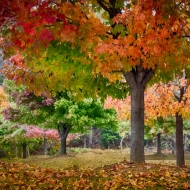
(9, 148), (130, 170)
(4, 148), (190, 170)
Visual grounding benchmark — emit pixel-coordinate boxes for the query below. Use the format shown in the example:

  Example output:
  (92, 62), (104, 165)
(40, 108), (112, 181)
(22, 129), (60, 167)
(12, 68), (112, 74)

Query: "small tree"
(2, 125), (43, 158)
(144, 117), (175, 155)
(43, 129), (59, 155)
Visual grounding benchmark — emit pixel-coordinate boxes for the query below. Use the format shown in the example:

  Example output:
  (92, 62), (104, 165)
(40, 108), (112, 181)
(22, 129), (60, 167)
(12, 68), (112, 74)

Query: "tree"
(2, 125), (43, 158)
(1, 0), (190, 163)
(144, 117), (175, 156)
(52, 97), (118, 154)
(144, 79), (190, 166)
(39, 128), (59, 156)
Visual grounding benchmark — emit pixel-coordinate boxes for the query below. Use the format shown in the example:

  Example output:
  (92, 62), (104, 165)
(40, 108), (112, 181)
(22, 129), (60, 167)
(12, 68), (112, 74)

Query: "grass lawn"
(1, 148), (190, 189)
(11, 148), (190, 169)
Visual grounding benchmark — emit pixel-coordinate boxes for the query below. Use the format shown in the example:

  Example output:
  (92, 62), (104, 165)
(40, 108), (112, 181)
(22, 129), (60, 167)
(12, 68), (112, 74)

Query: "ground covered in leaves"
(1, 159), (190, 189)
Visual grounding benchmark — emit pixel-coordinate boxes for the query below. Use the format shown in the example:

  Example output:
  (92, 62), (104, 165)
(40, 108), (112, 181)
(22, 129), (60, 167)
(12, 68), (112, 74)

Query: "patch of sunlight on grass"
(3, 148), (190, 170)
(14, 148), (130, 170)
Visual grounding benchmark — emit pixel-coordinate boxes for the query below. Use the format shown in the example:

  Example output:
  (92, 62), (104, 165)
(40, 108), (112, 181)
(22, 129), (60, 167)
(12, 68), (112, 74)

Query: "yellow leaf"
(165, 171), (170, 177)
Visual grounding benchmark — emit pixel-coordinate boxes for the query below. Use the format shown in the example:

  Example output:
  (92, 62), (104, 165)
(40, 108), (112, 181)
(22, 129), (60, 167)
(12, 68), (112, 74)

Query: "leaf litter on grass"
(1, 158), (190, 190)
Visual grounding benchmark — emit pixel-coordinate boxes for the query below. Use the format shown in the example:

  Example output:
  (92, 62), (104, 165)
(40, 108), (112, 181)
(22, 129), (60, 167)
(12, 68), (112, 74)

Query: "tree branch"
(96, 0), (112, 14)
(142, 66), (157, 87)
(96, 0), (121, 19)
(122, 65), (157, 88)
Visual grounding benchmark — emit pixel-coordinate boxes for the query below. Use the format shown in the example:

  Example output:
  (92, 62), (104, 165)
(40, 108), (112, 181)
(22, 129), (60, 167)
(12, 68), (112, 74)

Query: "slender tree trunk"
(184, 134), (188, 154)
(44, 136), (48, 155)
(88, 127), (93, 148)
(123, 66), (156, 163)
(27, 146), (30, 156)
(57, 123), (71, 155)
(157, 133), (162, 156)
(15, 146), (18, 158)
(176, 113), (185, 166)
(22, 142), (27, 158)
(107, 142), (110, 149)
(172, 137), (175, 154)
(120, 136), (124, 153)
(83, 135), (87, 148)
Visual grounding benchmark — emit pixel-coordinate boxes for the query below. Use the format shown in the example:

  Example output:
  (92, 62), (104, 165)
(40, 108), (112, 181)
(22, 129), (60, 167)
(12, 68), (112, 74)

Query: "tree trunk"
(88, 127), (93, 148)
(123, 66), (156, 163)
(60, 135), (67, 154)
(83, 135), (87, 148)
(120, 136), (124, 153)
(44, 136), (48, 155)
(27, 146), (30, 156)
(176, 113), (185, 166)
(15, 146), (18, 158)
(107, 142), (110, 149)
(157, 133), (162, 156)
(172, 135), (176, 154)
(130, 84), (145, 163)
(184, 134), (188, 154)
(57, 123), (71, 155)
(22, 142), (27, 158)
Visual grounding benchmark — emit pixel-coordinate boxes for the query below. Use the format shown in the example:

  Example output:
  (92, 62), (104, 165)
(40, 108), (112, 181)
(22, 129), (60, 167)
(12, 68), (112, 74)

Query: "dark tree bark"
(173, 84), (186, 166)
(57, 123), (71, 155)
(123, 66), (156, 163)
(22, 142), (27, 158)
(157, 133), (162, 156)
(176, 113), (185, 166)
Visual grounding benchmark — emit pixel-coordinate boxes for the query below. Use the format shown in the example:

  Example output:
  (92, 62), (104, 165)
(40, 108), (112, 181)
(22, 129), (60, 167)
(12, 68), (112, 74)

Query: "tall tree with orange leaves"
(1, 0), (190, 163)
(145, 75), (190, 166)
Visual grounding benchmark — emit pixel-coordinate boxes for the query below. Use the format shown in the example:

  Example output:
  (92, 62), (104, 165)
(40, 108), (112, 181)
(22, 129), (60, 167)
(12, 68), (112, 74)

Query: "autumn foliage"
(104, 96), (130, 120)
(0, 86), (8, 109)
(105, 77), (190, 122)
(1, 0), (190, 85)
(145, 83), (189, 119)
